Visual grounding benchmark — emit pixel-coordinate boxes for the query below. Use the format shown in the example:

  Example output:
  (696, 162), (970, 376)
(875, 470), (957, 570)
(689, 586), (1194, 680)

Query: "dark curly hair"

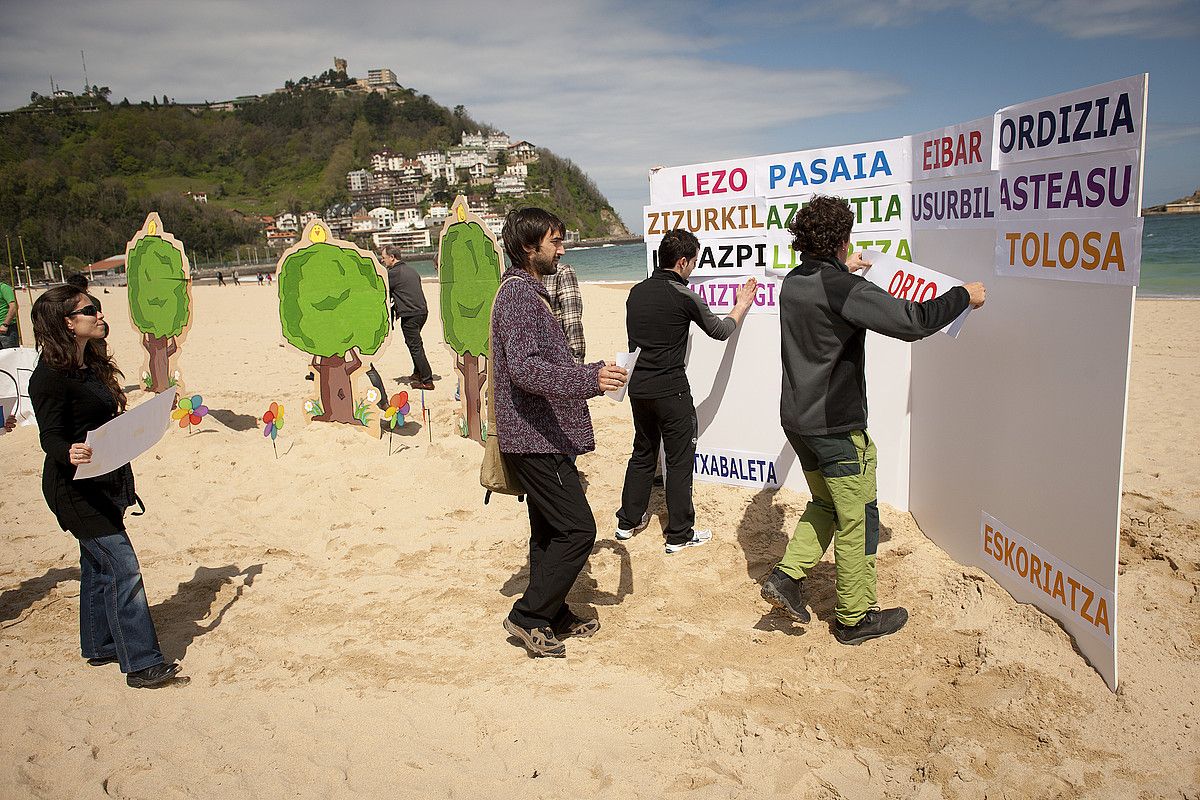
(788, 195), (854, 259)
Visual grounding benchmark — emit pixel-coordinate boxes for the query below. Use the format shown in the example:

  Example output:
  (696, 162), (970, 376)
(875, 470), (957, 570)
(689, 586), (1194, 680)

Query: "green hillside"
(0, 86), (627, 266)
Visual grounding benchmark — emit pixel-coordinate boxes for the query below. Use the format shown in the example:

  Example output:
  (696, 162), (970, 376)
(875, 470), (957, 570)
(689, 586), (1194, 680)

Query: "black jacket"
(388, 263), (428, 318)
(28, 362), (136, 537)
(625, 269), (735, 399)
(779, 254), (970, 436)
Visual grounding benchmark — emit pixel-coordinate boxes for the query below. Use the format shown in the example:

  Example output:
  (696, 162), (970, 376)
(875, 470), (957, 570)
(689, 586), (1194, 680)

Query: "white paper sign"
(649, 157), (759, 205)
(911, 173), (1001, 229)
(75, 388), (176, 479)
(981, 511), (1115, 646)
(910, 116), (994, 180)
(644, 199), (769, 240)
(766, 189), (910, 234)
(0, 347), (40, 427)
(693, 447), (782, 489)
(996, 148), (1141, 222)
(755, 137), (911, 198)
(993, 74), (1146, 167)
(687, 274), (781, 316)
(995, 217), (1143, 286)
(606, 348), (641, 402)
(644, 235), (768, 278)
(861, 250), (970, 338)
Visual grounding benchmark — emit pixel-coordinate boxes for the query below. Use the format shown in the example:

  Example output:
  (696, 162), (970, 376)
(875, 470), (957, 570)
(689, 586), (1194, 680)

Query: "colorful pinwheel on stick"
(263, 402), (284, 439)
(262, 402), (284, 458)
(383, 392), (411, 430)
(172, 394), (208, 431)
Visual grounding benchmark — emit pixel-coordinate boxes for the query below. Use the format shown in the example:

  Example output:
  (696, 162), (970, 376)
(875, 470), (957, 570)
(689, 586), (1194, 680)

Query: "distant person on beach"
(492, 207), (627, 657)
(216, 271), (225, 287)
(542, 261), (585, 365)
(0, 277), (18, 348)
(27, 286), (182, 688)
(759, 195), (986, 645)
(256, 272), (264, 285)
(615, 229), (757, 554)
(231, 270), (240, 286)
(381, 245), (434, 390)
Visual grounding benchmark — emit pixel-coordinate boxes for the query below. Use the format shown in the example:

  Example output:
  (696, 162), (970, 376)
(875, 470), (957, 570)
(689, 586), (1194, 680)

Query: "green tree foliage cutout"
(439, 198), (501, 443)
(278, 222), (388, 426)
(126, 213), (190, 393)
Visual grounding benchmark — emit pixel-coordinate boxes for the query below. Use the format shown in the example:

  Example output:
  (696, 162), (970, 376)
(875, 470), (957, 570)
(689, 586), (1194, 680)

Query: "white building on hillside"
(417, 150), (446, 172)
(275, 212), (299, 232)
(373, 227), (431, 252)
(494, 174), (526, 195)
(508, 141), (537, 163)
(368, 206), (396, 230)
(461, 130), (485, 148)
(347, 169), (372, 193)
(485, 132), (510, 152)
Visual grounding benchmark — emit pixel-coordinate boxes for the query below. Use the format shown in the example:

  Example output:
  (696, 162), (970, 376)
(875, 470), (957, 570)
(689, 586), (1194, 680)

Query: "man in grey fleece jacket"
(760, 196), (986, 645)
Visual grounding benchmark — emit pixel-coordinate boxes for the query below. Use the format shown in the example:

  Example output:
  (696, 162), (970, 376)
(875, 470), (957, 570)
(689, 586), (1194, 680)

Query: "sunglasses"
(67, 305), (99, 318)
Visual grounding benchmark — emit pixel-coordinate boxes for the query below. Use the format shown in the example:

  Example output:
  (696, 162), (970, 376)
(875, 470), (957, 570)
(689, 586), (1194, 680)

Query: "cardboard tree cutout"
(276, 220), (389, 432)
(125, 213), (192, 394)
(438, 196), (502, 443)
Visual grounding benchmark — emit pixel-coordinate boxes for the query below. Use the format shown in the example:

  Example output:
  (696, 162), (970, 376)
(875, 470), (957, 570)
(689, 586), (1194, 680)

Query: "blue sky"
(1, 0), (1196, 231)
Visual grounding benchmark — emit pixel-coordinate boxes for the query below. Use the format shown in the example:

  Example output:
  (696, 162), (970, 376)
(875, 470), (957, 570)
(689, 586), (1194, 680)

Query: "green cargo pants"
(776, 429), (879, 626)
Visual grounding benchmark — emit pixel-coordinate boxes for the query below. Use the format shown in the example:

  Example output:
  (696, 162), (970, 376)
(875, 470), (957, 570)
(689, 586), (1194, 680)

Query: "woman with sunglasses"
(28, 286), (181, 688)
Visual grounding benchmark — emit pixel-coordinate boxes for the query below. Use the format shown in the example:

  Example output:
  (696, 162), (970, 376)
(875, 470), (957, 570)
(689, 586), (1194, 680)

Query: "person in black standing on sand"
(382, 245), (434, 390)
(27, 286), (182, 688)
(216, 270), (225, 287)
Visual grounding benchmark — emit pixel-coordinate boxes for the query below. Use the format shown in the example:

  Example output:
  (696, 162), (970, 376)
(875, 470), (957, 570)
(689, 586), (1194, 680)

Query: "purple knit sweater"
(492, 268), (604, 454)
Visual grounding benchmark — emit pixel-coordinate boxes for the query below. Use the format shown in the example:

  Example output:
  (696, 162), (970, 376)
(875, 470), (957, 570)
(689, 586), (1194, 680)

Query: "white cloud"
(0, 0), (908, 230)
(794, 0), (1200, 38)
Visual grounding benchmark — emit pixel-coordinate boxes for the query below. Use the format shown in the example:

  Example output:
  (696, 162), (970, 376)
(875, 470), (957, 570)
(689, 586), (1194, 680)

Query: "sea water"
(413, 215), (1199, 296)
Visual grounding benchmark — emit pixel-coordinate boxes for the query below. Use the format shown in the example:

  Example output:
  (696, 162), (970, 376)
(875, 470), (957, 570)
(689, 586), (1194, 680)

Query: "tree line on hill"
(0, 85), (624, 267)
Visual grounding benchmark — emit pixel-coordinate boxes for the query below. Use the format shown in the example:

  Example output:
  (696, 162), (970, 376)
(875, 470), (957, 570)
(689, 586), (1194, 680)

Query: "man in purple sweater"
(493, 207), (627, 658)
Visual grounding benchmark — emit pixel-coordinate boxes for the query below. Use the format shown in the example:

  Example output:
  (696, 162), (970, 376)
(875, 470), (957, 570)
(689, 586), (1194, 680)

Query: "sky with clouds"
(1, 0), (1197, 231)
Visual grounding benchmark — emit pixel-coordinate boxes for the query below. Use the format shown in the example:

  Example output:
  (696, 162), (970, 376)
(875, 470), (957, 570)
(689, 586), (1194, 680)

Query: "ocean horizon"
(406, 214), (1199, 297)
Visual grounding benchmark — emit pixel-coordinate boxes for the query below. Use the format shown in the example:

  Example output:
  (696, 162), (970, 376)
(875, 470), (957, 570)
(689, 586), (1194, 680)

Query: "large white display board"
(645, 75), (1147, 690)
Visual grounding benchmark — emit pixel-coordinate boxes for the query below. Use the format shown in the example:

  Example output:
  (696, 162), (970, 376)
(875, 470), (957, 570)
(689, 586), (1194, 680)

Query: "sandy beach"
(1, 283), (1197, 799)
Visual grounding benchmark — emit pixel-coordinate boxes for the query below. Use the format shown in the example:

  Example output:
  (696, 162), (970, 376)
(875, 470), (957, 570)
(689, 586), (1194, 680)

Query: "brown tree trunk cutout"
(143, 333), (177, 393)
(311, 352), (362, 424)
(457, 353), (487, 443)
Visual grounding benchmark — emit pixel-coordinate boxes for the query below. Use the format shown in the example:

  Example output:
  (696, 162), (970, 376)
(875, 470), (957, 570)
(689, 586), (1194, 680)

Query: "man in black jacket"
(760, 196), (986, 644)
(382, 245), (434, 390)
(616, 229), (757, 554)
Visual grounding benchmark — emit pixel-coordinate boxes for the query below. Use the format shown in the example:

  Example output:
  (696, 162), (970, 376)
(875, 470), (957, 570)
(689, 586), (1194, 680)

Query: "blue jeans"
(78, 532), (164, 673)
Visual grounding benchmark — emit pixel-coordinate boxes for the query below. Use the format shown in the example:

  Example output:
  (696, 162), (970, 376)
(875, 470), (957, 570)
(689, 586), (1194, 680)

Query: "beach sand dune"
(0, 285), (1196, 798)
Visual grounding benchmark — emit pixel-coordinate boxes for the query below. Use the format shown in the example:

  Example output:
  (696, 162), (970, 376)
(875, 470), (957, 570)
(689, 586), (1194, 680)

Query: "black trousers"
(617, 391), (697, 545)
(399, 312), (433, 382)
(507, 453), (597, 630)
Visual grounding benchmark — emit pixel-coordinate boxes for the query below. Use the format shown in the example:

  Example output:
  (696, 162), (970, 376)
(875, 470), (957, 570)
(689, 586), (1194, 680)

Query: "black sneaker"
(503, 618), (567, 657)
(126, 662), (182, 688)
(833, 607), (909, 645)
(760, 567), (810, 623)
(87, 654), (119, 667)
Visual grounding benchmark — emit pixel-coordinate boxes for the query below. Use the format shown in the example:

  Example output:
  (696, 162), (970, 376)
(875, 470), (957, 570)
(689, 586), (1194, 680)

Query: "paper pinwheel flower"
(383, 391), (411, 429)
(172, 394), (208, 429)
(263, 402), (284, 440)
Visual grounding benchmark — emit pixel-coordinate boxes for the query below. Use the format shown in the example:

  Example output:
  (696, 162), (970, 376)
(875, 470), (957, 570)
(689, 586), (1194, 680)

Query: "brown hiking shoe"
(503, 618), (566, 657)
(552, 612), (600, 639)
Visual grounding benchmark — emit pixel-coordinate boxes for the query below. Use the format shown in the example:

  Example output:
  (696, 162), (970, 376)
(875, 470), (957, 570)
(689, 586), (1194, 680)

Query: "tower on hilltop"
(334, 58), (347, 76)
